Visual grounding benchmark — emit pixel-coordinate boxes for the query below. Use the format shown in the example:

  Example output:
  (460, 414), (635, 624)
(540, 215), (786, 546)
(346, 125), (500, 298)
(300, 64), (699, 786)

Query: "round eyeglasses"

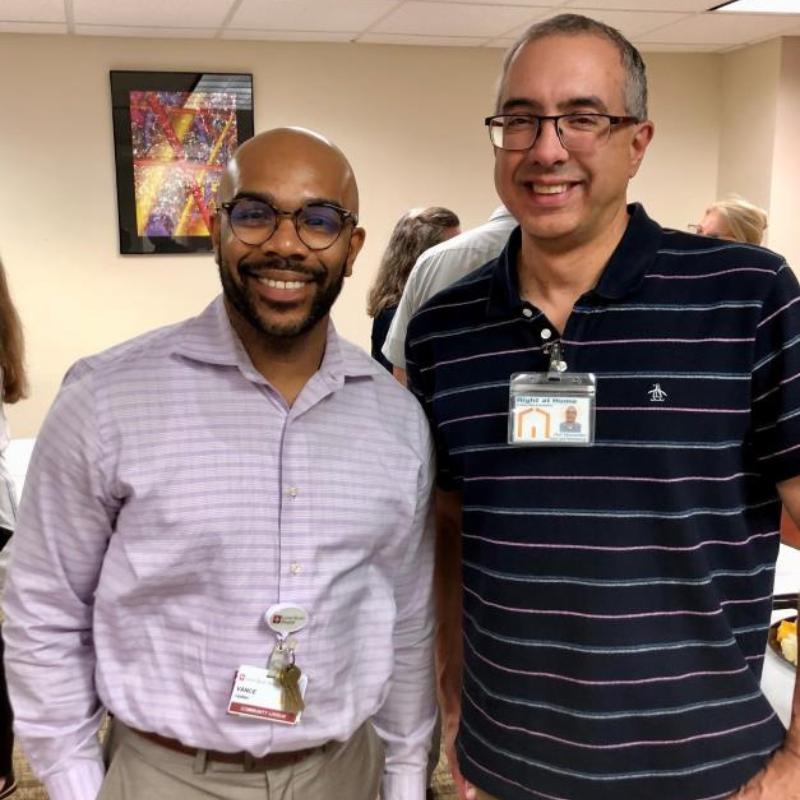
(220, 198), (358, 251)
(485, 113), (640, 153)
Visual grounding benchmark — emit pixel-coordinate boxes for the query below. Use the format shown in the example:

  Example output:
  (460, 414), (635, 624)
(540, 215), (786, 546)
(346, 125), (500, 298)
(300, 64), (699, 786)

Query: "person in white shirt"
(381, 206), (516, 384)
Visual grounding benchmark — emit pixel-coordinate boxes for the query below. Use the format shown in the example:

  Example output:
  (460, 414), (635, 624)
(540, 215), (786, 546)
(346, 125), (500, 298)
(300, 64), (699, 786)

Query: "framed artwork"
(110, 71), (254, 255)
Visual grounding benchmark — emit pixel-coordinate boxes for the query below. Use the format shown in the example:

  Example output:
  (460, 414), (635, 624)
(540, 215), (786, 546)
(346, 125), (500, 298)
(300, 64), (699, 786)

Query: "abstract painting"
(111, 71), (254, 254)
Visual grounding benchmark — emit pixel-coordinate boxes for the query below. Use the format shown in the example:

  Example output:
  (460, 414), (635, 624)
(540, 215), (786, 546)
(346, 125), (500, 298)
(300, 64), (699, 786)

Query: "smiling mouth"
(257, 277), (308, 290)
(530, 183), (574, 195)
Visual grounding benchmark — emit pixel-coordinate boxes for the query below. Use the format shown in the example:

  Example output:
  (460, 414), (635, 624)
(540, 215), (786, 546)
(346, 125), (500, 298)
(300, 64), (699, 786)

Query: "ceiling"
(2, 0), (800, 52)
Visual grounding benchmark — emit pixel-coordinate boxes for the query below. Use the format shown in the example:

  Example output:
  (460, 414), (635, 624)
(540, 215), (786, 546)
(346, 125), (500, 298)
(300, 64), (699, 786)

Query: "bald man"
(3, 128), (436, 800)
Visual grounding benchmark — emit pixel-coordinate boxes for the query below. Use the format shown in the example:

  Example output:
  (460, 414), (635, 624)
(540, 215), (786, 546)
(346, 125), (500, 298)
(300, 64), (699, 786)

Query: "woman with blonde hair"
(694, 195), (768, 245)
(368, 206), (460, 372)
(0, 256), (27, 799)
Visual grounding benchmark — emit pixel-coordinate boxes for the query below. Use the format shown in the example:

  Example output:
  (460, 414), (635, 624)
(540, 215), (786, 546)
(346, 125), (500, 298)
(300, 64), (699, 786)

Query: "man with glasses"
(407, 14), (800, 800)
(4, 128), (436, 800)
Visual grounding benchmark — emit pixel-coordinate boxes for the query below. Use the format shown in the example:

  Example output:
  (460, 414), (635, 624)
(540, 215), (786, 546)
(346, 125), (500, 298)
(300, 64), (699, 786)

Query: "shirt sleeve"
(381, 260), (423, 370)
(2, 372), (118, 800)
(372, 417), (436, 800)
(406, 316), (459, 492)
(751, 260), (800, 482)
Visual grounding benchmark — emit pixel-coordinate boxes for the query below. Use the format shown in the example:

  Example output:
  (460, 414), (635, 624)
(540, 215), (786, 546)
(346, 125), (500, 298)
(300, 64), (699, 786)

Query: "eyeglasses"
(687, 223), (721, 238)
(484, 113), (640, 153)
(220, 197), (358, 251)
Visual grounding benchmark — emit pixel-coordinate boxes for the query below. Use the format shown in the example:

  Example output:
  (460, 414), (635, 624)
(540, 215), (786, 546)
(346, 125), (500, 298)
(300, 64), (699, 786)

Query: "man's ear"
(628, 120), (654, 178)
(344, 227), (366, 277)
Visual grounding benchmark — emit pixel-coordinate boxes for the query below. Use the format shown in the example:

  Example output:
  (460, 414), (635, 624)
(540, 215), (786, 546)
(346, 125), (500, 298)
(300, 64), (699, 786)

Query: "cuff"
(382, 770), (426, 800)
(382, 336), (406, 370)
(43, 759), (106, 800)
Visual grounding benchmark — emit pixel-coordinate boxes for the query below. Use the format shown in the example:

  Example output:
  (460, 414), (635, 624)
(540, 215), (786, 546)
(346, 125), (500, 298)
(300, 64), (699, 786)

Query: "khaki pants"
(98, 718), (384, 800)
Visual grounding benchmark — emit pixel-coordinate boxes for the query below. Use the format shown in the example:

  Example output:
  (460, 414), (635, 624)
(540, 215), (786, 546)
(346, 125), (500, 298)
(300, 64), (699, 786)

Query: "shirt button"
(289, 563), (302, 576)
(540, 328), (552, 340)
(286, 487), (299, 498)
(522, 307), (534, 318)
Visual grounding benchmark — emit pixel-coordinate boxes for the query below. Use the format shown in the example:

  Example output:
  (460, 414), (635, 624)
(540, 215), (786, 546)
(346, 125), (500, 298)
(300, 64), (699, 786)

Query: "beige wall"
(717, 38), (781, 216)
(1, 34), (723, 435)
(769, 37), (800, 268)
(635, 53), (721, 231)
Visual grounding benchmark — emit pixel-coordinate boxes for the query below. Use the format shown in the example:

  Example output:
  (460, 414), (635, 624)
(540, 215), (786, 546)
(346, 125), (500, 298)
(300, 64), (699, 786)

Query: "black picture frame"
(110, 70), (254, 255)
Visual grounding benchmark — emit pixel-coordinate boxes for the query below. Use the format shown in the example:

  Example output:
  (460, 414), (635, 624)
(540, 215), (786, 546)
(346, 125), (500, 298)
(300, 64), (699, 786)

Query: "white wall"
(0, 34), (723, 434)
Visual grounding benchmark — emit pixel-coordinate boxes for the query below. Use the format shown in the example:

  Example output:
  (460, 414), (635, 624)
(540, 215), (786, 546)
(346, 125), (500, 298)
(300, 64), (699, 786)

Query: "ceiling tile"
(72, 0), (234, 28)
(359, 32), (488, 45)
(73, 24), (219, 38)
(414, 0), (558, 5)
(0, 0), (65, 22)
(506, 8), (690, 38)
(564, 0), (711, 10)
(635, 12), (800, 45)
(373, 1), (544, 37)
(0, 20), (67, 33)
(229, 0), (398, 32)
(221, 29), (356, 42)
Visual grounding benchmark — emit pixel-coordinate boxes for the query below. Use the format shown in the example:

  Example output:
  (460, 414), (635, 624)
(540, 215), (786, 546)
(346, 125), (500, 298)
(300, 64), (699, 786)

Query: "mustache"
(238, 256), (323, 281)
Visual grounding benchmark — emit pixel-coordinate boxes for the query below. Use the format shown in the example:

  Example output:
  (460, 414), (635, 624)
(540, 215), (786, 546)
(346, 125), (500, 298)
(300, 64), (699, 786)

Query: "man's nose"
(525, 118), (569, 165)
(262, 215), (309, 257)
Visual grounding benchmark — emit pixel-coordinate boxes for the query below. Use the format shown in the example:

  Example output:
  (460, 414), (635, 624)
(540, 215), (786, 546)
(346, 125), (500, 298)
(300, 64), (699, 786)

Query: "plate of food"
(768, 615), (797, 670)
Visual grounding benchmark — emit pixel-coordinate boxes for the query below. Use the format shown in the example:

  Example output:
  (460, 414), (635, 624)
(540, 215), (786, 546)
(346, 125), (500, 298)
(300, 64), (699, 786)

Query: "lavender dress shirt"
(3, 297), (436, 800)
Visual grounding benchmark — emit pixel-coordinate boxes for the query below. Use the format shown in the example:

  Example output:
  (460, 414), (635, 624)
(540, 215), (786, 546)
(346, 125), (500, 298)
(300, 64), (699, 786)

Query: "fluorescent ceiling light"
(712, 0), (800, 12)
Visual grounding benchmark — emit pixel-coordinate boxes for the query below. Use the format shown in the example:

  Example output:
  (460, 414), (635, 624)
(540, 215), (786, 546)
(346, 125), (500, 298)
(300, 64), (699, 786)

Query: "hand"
(725, 737), (800, 799)
(442, 705), (478, 800)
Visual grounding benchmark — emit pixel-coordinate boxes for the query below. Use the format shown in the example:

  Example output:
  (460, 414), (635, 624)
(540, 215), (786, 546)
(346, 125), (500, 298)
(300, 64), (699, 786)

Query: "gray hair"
(496, 13), (648, 121)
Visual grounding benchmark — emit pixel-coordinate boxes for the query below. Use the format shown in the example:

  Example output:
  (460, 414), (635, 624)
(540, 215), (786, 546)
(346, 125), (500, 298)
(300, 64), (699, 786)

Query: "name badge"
(227, 664), (308, 725)
(508, 372), (596, 447)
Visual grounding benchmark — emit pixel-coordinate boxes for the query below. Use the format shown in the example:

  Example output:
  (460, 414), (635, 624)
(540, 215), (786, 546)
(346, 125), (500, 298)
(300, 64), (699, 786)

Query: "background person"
(381, 206), (516, 385)
(0, 256), (26, 800)
(367, 206), (460, 372)
(693, 195), (768, 245)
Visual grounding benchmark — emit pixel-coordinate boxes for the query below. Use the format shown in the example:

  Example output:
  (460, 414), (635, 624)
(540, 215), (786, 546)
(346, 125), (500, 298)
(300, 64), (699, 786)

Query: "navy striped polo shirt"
(406, 204), (800, 800)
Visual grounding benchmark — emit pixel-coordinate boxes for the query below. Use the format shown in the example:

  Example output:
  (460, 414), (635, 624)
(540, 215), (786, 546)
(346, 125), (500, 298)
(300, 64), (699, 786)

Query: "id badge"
(508, 372), (596, 447)
(227, 664), (308, 725)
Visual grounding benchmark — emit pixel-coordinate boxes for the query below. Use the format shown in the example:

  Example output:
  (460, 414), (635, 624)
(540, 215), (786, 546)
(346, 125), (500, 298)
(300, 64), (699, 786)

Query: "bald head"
(220, 127), (359, 213)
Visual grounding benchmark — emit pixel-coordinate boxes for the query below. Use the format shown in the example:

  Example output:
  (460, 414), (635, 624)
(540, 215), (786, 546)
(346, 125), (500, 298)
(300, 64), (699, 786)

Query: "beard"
(218, 253), (347, 342)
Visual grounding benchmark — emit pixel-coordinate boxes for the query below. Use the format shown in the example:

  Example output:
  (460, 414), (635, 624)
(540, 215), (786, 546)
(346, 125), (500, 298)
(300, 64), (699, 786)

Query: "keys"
(279, 664), (306, 713)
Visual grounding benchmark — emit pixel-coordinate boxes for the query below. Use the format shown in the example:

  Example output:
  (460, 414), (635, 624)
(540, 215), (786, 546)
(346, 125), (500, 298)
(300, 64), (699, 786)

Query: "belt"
(130, 727), (321, 771)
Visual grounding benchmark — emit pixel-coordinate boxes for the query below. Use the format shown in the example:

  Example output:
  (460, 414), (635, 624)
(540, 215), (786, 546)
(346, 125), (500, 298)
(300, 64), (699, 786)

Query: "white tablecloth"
(762, 544), (799, 727)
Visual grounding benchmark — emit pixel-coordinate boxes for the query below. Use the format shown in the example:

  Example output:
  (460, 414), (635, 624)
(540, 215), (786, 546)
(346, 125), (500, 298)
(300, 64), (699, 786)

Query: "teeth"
(532, 184), (569, 195)
(259, 278), (306, 290)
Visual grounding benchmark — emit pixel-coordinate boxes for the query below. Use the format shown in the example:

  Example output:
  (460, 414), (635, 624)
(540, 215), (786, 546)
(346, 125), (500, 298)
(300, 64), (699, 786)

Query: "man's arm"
(434, 488), (468, 794)
(780, 508), (800, 549)
(372, 435), (437, 800)
(2, 375), (115, 800)
(776, 476), (800, 735)
(726, 476), (800, 799)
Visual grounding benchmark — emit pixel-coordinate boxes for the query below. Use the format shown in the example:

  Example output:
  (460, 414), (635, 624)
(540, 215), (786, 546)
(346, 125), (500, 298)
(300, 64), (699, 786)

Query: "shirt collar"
(489, 204), (513, 222)
(173, 295), (379, 384)
(486, 203), (662, 319)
